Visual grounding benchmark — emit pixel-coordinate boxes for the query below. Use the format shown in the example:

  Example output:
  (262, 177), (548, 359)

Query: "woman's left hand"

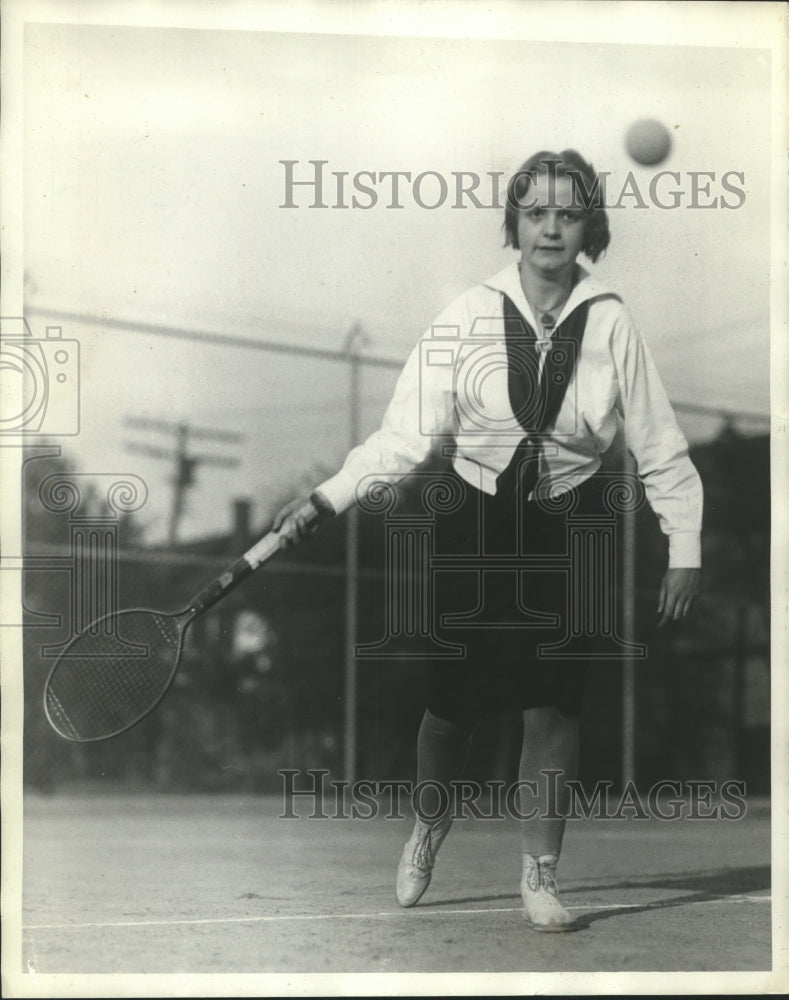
(657, 568), (700, 628)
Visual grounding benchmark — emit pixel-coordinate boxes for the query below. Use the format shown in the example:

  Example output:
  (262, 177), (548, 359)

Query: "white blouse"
(317, 263), (703, 568)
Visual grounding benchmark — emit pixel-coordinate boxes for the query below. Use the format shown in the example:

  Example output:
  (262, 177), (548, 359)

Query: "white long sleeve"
(612, 310), (703, 567)
(317, 324), (457, 514)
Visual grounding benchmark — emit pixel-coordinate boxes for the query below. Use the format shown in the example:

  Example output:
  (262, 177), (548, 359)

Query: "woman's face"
(516, 173), (587, 279)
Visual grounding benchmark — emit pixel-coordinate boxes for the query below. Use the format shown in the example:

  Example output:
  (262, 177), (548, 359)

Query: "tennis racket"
(44, 500), (320, 742)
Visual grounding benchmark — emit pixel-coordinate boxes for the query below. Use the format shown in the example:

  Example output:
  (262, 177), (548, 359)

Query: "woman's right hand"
(272, 492), (334, 546)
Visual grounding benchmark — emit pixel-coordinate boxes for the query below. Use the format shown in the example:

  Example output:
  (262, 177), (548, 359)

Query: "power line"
(26, 306), (403, 369)
(25, 306), (770, 423)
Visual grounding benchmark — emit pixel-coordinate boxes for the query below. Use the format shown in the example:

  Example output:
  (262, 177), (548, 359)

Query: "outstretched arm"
(270, 304), (461, 546)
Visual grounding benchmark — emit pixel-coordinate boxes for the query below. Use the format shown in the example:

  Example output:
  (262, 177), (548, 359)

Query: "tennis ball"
(625, 118), (672, 166)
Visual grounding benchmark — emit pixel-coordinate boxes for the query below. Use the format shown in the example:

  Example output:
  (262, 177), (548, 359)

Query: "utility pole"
(124, 417), (244, 544)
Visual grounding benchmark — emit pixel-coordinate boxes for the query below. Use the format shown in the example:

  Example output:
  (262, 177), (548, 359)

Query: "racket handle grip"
(189, 556), (255, 614)
(244, 498), (327, 569)
(188, 499), (326, 614)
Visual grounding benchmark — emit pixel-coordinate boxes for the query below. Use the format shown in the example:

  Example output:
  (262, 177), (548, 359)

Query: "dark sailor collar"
(483, 261), (621, 329)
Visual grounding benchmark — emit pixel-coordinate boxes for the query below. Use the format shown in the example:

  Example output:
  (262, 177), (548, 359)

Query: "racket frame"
(43, 607), (192, 742)
(43, 499), (321, 742)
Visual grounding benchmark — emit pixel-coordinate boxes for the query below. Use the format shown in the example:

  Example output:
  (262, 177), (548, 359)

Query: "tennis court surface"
(19, 791), (771, 979)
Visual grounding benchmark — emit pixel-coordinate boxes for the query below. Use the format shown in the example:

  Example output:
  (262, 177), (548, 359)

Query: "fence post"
(343, 325), (367, 785)
(621, 450), (637, 788)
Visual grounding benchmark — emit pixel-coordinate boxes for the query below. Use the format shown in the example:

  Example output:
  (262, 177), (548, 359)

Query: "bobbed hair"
(503, 149), (611, 263)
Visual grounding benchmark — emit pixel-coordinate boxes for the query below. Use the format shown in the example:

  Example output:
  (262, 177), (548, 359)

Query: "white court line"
(23, 895), (770, 931)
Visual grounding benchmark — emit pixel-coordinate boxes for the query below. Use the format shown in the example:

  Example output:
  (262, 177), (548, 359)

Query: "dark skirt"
(424, 466), (621, 724)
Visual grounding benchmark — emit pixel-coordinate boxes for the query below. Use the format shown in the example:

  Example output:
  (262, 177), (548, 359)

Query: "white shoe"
(521, 853), (577, 932)
(396, 815), (452, 907)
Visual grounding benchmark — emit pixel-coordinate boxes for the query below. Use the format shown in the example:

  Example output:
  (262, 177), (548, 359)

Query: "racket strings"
(44, 611), (183, 741)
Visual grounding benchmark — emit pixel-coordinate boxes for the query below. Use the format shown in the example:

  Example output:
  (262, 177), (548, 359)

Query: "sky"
(14, 5), (777, 542)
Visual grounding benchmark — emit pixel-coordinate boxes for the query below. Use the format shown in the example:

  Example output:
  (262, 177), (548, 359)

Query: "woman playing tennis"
(274, 149), (702, 932)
